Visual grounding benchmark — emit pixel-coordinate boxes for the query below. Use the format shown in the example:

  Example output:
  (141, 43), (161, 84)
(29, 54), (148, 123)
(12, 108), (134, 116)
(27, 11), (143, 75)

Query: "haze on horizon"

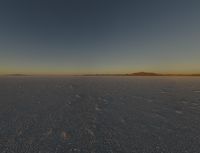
(0, 0), (200, 75)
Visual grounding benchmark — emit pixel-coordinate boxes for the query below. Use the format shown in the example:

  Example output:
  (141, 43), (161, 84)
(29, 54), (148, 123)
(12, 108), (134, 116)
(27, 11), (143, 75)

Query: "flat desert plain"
(0, 76), (200, 153)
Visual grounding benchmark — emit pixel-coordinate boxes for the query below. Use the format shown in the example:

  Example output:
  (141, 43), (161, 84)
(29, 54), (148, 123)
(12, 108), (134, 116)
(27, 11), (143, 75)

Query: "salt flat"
(0, 76), (200, 153)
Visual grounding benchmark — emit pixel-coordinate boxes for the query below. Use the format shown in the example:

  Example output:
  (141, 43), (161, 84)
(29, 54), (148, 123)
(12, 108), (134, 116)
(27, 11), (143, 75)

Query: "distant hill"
(128, 72), (200, 76)
(2, 72), (200, 77)
(127, 72), (162, 76)
(83, 72), (200, 76)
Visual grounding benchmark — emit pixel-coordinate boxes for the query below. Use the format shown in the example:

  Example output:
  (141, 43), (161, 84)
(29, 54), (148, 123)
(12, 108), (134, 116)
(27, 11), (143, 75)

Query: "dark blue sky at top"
(0, 0), (200, 74)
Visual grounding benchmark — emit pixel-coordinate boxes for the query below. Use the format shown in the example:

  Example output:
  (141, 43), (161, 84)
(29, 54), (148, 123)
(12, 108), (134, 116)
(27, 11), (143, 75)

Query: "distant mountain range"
(127, 72), (161, 76)
(126, 72), (200, 76)
(3, 72), (200, 77)
(84, 72), (200, 76)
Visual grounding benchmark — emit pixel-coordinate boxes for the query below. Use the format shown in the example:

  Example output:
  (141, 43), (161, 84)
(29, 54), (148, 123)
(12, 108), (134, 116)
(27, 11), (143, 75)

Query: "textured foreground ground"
(0, 76), (200, 153)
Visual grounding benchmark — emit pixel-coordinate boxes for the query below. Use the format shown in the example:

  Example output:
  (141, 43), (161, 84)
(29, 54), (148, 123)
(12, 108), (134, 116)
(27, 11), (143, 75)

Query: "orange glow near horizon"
(1, 68), (200, 76)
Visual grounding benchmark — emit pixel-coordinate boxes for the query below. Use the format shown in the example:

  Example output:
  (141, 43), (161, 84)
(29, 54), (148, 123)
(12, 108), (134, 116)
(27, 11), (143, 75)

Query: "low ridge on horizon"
(3, 72), (200, 77)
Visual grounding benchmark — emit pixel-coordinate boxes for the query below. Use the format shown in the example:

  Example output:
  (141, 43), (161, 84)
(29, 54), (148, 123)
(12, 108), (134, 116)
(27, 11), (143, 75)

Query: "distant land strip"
(2, 72), (200, 77)
(83, 72), (200, 76)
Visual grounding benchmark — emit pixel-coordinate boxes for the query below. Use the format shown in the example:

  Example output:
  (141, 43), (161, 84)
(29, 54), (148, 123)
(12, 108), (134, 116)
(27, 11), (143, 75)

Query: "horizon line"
(1, 72), (200, 77)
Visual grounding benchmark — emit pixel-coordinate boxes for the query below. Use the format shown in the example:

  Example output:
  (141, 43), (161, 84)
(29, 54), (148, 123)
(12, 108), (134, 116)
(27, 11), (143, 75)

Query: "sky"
(0, 0), (200, 75)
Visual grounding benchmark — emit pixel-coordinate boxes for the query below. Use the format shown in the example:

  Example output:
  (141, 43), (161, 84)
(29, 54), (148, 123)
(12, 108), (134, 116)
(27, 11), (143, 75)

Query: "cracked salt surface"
(0, 76), (200, 153)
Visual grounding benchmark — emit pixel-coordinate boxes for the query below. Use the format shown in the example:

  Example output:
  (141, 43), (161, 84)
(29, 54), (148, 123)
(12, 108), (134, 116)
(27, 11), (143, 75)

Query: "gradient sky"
(0, 0), (200, 74)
